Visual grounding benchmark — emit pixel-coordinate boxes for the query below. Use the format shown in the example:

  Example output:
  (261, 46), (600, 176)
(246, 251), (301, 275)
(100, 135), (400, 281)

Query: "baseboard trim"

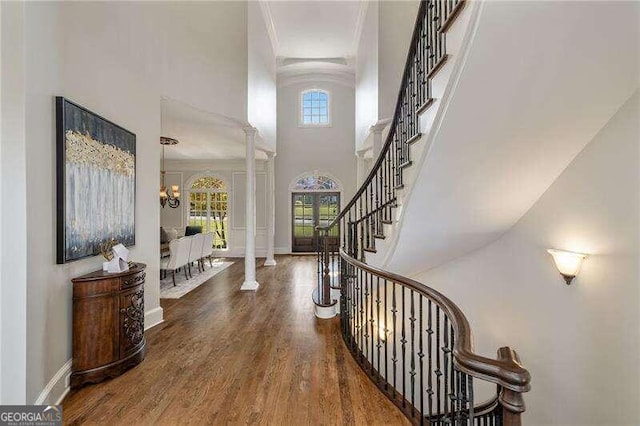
(34, 359), (71, 405)
(34, 308), (163, 406)
(145, 306), (164, 330)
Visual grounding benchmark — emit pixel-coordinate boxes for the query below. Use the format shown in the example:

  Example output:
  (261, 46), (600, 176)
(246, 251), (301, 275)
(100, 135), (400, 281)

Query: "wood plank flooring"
(62, 255), (409, 425)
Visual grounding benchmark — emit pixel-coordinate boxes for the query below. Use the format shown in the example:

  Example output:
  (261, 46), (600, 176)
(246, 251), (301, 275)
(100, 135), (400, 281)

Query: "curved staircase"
(313, 1), (532, 424)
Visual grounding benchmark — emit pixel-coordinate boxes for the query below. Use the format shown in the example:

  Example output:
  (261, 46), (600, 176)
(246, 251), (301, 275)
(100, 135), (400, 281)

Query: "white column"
(356, 149), (367, 188)
(241, 127), (259, 291)
(264, 151), (277, 266)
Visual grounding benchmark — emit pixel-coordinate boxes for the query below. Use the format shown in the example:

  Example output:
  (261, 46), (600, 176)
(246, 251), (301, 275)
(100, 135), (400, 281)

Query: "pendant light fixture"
(160, 136), (180, 208)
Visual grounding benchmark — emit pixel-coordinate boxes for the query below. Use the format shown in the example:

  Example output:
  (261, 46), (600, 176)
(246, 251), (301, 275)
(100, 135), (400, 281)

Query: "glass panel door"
(291, 192), (340, 252)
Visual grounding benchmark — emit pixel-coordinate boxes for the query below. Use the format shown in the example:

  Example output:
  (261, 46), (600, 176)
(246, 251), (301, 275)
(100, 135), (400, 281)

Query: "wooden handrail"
(340, 248), (531, 393)
(314, 2), (531, 423)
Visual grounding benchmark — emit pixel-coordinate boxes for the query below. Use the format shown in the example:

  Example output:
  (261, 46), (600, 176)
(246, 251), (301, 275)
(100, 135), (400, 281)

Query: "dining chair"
(160, 237), (191, 286)
(201, 232), (214, 268)
(188, 233), (204, 277)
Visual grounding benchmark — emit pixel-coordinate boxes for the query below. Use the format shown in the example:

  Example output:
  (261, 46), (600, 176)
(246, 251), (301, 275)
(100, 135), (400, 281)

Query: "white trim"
(258, 0), (280, 56)
(279, 71), (355, 89)
(145, 306), (164, 331)
(275, 247), (290, 255)
(34, 359), (71, 405)
(240, 280), (260, 291)
(352, 1), (369, 54)
(299, 89), (331, 128)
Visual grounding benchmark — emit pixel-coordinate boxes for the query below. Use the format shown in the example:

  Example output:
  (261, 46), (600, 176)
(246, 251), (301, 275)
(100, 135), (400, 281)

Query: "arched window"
(300, 90), (330, 126)
(291, 173), (341, 191)
(188, 175), (228, 249)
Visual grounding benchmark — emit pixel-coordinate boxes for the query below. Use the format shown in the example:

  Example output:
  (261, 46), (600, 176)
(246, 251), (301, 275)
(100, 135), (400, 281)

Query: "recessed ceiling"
(161, 99), (267, 161)
(262, 1), (366, 59)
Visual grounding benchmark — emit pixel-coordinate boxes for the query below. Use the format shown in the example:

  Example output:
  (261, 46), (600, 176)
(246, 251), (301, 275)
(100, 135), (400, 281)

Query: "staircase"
(313, 1), (531, 424)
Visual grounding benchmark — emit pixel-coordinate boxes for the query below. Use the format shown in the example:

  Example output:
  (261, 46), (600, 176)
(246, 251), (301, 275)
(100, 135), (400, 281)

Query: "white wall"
(354, 0), (419, 150)
(0, 1), (28, 404)
(355, 2), (378, 150)
(275, 80), (357, 252)
(413, 93), (639, 425)
(160, 159), (270, 257)
(248, 2), (277, 150)
(378, 0), (420, 120)
(21, 1), (249, 405)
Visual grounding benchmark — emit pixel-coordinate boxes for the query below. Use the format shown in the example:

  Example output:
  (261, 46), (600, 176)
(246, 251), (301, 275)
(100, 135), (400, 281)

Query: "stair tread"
(394, 183), (405, 190)
(399, 160), (413, 169)
(373, 234), (386, 240)
(407, 132), (422, 144)
(381, 219), (393, 225)
(417, 98), (435, 115)
(363, 247), (377, 253)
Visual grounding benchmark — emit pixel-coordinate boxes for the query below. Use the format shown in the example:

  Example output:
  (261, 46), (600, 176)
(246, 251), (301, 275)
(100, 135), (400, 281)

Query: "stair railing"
(315, 1), (531, 424)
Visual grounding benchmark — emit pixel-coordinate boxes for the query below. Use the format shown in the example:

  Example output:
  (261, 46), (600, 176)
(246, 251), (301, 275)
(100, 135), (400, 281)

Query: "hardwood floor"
(62, 255), (409, 425)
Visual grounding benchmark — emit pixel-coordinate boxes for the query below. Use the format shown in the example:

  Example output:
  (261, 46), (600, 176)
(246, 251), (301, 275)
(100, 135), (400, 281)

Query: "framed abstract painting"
(56, 97), (136, 264)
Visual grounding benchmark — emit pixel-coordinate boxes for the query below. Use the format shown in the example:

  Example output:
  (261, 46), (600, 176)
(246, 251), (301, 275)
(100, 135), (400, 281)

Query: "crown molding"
(352, 1), (369, 54)
(277, 61), (355, 88)
(258, 0), (280, 56)
(278, 72), (355, 89)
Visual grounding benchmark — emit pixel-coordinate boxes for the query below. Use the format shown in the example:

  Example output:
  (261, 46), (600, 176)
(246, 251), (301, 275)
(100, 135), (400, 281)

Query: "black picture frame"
(56, 97), (136, 264)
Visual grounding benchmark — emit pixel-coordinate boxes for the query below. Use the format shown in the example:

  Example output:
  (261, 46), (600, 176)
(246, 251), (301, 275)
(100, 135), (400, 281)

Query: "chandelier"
(160, 136), (180, 208)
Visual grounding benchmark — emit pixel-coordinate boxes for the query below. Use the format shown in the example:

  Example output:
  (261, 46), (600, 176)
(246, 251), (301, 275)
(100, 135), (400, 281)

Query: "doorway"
(291, 192), (340, 252)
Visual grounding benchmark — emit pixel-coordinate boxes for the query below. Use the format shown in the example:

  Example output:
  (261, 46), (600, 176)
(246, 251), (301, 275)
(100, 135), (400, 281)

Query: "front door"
(292, 192), (340, 252)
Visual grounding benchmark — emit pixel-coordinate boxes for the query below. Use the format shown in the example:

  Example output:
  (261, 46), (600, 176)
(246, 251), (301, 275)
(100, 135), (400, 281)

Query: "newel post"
(497, 347), (528, 426)
(322, 229), (331, 305)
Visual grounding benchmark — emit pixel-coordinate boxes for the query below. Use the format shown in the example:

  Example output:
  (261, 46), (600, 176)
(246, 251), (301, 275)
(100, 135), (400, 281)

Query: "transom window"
(301, 90), (330, 125)
(291, 174), (340, 191)
(188, 176), (228, 249)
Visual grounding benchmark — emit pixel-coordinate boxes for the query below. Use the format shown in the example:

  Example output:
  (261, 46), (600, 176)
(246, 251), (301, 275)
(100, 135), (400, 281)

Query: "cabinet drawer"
(121, 270), (146, 290)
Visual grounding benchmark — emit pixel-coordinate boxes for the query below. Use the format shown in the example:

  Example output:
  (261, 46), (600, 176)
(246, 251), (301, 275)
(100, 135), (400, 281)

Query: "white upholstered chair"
(201, 232), (214, 268)
(188, 233), (204, 277)
(160, 237), (191, 286)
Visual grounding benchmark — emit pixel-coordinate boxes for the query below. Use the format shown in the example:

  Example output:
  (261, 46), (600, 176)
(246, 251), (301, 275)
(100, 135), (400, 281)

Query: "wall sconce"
(547, 249), (588, 285)
(377, 323), (389, 342)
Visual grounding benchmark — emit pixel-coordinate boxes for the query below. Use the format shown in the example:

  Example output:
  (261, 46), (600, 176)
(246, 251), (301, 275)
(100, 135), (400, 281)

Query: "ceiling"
(261, 1), (366, 59)
(161, 99), (267, 161)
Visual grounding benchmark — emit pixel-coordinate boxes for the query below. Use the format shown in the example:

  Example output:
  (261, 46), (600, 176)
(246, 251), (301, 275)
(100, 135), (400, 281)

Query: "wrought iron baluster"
(383, 278), (388, 388)
(401, 285), (407, 407)
(443, 316), (450, 423)
(376, 275), (382, 378)
(419, 297), (424, 426)
(363, 269), (369, 362)
(436, 305), (441, 423)
(427, 299), (434, 421)
(410, 290), (416, 417)
(392, 281), (398, 400)
(468, 374), (474, 425)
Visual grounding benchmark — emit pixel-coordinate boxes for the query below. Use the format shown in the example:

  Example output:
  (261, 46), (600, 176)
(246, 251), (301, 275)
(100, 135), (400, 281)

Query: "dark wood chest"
(71, 263), (147, 389)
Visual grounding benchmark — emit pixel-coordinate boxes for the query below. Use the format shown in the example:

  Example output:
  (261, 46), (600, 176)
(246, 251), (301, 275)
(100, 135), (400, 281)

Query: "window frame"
(299, 89), (332, 128)
(185, 173), (230, 251)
